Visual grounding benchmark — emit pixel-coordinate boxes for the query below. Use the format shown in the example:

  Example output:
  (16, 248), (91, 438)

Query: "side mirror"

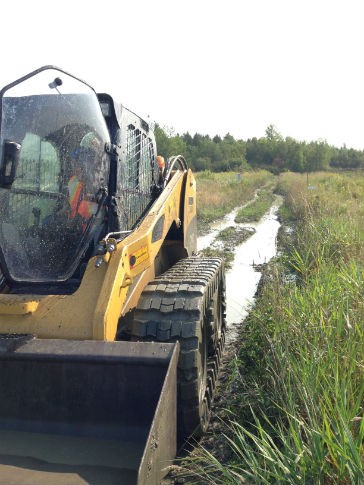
(0, 141), (21, 187)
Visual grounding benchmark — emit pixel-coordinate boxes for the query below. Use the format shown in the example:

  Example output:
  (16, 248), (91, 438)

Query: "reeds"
(187, 171), (364, 484)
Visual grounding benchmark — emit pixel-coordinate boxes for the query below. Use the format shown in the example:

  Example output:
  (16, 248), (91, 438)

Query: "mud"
(200, 196), (282, 332)
(163, 196), (283, 484)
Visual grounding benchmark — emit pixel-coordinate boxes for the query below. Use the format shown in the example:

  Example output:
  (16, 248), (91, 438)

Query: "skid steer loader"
(0, 66), (226, 484)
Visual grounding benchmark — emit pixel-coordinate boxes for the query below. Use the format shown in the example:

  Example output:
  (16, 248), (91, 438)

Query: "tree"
(154, 125), (170, 157)
(182, 132), (193, 145)
(265, 124), (283, 142)
(156, 121), (364, 174)
(305, 141), (332, 172)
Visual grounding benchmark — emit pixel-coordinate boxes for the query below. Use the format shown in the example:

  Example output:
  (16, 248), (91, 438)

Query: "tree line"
(155, 124), (364, 173)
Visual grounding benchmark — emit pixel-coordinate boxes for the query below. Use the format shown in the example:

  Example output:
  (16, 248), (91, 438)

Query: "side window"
(125, 125), (140, 190)
(120, 124), (156, 230)
(139, 134), (154, 193)
(14, 133), (60, 193)
(40, 140), (60, 192)
(125, 124), (155, 192)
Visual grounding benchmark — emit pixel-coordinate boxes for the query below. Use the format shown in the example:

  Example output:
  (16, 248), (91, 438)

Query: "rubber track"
(132, 256), (226, 438)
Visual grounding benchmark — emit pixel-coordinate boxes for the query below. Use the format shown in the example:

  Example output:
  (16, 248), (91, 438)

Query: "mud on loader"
(0, 66), (226, 484)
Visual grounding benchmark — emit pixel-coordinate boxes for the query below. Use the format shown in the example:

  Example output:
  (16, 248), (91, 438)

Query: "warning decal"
(129, 245), (149, 269)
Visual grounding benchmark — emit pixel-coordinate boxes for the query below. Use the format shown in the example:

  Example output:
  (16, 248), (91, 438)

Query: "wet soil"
(162, 197), (282, 484)
(163, 326), (247, 484)
(199, 226), (255, 270)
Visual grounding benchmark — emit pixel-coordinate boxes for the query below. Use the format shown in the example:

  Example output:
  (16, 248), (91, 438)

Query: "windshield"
(0, 67), (110, 284)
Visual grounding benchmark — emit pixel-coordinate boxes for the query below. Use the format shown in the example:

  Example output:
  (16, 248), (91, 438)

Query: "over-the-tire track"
(130, 256), (226, 440)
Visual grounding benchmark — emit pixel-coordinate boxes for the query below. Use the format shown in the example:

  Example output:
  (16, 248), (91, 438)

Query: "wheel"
(130, 256), (226, 440)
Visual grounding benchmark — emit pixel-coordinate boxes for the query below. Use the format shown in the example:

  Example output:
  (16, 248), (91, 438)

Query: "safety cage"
(99, 92), (158, 234)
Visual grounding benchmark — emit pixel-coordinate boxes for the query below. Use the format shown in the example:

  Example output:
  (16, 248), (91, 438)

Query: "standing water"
(198, 196), (282, 334)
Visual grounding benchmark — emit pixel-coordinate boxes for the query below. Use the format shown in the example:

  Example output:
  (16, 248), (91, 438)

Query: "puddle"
(198, 192), (259, 251)
(198, 196), (282, 336)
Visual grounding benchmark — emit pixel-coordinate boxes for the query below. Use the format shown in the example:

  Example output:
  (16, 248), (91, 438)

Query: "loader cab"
(0, 66), (111, 290)
(0, 66), (160, 293)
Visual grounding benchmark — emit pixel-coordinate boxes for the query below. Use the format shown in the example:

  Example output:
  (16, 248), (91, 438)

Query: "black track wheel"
(131, 256), (226, 440)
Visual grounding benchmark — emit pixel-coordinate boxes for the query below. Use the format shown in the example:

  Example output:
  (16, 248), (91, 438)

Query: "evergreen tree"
(154, 124), (364, 173)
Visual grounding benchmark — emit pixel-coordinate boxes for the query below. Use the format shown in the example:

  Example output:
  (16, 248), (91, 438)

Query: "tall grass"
(188, 171), (364, 484)
(196, 170), (274, 223)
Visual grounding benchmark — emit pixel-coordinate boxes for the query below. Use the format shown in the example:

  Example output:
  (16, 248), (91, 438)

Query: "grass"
(200, 246), (235, 270)
(196, 170), (274, 223)
(187, 171), (364, 484)
(216, 226), (237, 240)
(199, 226), (254, 270)
(235, 188), (276, 223)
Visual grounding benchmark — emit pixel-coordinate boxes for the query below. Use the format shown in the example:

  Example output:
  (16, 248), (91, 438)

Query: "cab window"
(13, 133), (60, 193)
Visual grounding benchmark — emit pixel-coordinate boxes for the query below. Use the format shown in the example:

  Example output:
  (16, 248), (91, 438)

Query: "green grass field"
(189, 171), (364, 484)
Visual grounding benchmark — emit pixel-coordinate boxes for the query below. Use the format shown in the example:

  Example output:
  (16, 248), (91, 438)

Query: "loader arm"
(0, 168), (197, 341)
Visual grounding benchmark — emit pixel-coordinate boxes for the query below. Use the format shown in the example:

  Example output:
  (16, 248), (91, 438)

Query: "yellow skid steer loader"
(0, 66), (225, 484)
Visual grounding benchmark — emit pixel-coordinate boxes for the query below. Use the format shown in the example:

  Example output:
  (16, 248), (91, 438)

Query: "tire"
(130, 256), (226, 440)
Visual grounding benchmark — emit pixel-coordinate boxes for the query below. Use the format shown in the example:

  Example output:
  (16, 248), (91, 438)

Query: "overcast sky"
(2, 0), (363, 149)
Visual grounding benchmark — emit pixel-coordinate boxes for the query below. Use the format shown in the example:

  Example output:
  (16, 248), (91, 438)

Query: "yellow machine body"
(0, 169), (197, 340)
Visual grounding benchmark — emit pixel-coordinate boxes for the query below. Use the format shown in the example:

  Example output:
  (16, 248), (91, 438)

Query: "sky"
(1, 0), (364, 149)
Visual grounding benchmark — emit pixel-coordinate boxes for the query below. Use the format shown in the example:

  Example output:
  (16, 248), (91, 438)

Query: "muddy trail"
(199, 194), (282, 337)
(163, 195), (282, 484)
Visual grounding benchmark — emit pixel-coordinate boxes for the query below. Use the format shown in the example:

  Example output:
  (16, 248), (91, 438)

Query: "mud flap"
(0, 335), (179, 485)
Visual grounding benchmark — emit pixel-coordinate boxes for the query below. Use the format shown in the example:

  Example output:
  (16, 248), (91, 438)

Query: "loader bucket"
(0, 335), (179, 485)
